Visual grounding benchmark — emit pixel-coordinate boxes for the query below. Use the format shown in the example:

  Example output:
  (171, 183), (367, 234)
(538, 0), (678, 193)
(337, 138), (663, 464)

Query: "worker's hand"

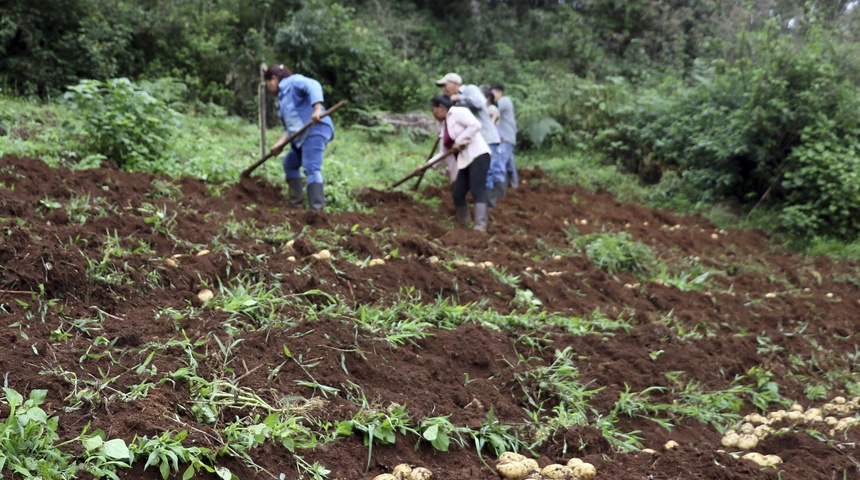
(451, 143), (465, 153)
(311, 104), (323, 124)
(270, 143), (285, 156)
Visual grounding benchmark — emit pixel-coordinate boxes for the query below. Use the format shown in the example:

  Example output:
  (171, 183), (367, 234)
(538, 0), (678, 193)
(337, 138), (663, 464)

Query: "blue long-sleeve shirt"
(276, 74), (334, 148)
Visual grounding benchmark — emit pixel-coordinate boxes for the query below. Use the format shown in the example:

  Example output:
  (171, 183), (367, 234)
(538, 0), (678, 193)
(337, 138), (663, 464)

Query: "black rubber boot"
(454, 205), (471, 224)
(287, 178), (304, 206)
(307, 182), (325, 211)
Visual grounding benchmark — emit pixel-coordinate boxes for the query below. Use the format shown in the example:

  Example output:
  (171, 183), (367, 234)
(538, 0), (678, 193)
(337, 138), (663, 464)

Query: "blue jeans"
(498, 142), (518, 187)
(283, 132), (330, 185)
(486, 143), (506, 189)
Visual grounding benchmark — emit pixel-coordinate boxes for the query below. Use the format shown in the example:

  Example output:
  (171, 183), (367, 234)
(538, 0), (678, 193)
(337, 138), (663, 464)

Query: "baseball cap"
(435, 73), (463, 86)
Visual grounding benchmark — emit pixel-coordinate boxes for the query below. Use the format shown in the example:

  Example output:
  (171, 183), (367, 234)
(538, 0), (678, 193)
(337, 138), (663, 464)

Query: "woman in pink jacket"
(430, 94), (492, 231)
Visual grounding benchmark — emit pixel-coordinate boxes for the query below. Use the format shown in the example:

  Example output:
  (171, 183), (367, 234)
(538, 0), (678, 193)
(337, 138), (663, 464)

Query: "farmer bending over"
(436, 73), (503, 209)
(264, 64), (334, 211)
(430, 94), (491, 232)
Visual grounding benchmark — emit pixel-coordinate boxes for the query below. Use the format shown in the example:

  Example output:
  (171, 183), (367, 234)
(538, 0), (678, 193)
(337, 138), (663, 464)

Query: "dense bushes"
(601, 28), (860, 239)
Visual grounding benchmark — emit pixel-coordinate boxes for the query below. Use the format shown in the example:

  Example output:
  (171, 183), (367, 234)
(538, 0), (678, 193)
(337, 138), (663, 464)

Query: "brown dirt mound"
(1, 154), (859, 480)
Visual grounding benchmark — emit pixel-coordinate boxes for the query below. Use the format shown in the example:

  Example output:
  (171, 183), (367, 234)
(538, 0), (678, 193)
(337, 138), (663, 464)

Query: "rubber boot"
(307, 182), (325, 211)
(287, 178), (304, 207)
(494, 181), (508, 200)
(472, 203), (488, 232)
(454, 205), (471, 224)
(487, 187), (497, 209)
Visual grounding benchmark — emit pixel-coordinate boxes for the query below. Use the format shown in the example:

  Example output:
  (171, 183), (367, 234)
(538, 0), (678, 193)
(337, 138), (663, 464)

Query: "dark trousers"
(452, 153), (490, 207)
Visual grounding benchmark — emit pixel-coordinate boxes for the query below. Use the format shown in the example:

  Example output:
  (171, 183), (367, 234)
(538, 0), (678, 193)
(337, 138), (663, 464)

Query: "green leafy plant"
(0, 388), (75, 478)
(574, 232), (654, 275)
(63, 78), (180, 169)
(131, 430), (232, 480)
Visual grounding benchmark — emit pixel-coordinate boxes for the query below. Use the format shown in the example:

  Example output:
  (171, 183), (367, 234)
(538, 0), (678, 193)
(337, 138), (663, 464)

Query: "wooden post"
(259, 63), (268, 159)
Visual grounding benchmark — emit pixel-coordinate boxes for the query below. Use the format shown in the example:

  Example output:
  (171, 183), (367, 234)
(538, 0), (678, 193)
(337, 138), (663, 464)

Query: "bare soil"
(1, 155), (859, 480)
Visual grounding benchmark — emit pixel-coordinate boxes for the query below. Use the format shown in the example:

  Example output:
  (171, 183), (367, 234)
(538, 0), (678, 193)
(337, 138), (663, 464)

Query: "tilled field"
(1, 155), (859, 480)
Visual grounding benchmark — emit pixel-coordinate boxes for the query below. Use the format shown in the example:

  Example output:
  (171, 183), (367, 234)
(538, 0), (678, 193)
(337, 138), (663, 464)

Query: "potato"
(197, 288), (214, 303)
(721, 432), (740, 448)
(521, 458), (540, 473)
(409, 467), (432, 480)
(763, 455), (783, 466)
(834, 396), (847, 405)
(373, 475), (397, 480)
(498, 452), (527, 464)
(664, 440), (679, 450)
(164, 258), (178, 267)
(737, 434), (758, 450)
(196, 249), (210, 256)
(789, 403), (805, 412)
(572, 462), (596, 480)
(742, 452), (766, 465)
(392, 464), (412, 480)
(566, 458), (583, 468)
(540, 464), (571, 479)
(641, 448), (657, 454)
(496, 461), (529, 479)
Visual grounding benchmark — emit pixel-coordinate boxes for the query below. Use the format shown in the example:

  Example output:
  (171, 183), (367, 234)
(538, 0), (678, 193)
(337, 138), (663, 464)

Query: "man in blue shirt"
(264, 64), (334, 211)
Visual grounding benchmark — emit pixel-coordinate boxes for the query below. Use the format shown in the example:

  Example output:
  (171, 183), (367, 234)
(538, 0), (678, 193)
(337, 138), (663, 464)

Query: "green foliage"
(0, 388), (74, 478)
(274, 0), (425, 111)
(604, 26), (860, 240)
(131, 430), (232, 480)
(63, 78), (180, 169)
(779, 115), (860, 238)
(574, 232), (655, 275)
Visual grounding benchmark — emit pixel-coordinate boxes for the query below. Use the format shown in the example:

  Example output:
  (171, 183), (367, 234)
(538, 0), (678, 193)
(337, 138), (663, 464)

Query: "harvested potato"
(737, 434), (758, 450)
(196, 249), (210, 256)
(641, 448), (657, 454)
(496, 461), (529, 479)
(566, 458), (583, 468)
(763, 455), (783, 466)
(521, 458), (540, 473)
(498, 452), (527, 464)
(373, 475), (397, 480)
(572, 462), (596, 480)
(392, 464), (412, 480)
(721, 432), (740, 448)
(540, 464), (571, 479)
(409, 467), (432, 480)
(164, 258), (178, 267)
(664, 440), (679, 450)
(197, 288), (214, 303)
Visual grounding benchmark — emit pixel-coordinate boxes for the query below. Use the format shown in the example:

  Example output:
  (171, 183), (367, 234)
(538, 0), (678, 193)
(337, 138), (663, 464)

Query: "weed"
(573, 231), (655, 275)
(0, 388), (75, 478)
(147, 179), (183, 201)
(131, 430), (232, 480)
(336, 400), (417, 472)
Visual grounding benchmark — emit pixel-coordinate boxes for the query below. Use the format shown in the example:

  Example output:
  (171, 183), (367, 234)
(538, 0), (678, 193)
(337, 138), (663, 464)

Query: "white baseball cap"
(435, 72), (463, 86)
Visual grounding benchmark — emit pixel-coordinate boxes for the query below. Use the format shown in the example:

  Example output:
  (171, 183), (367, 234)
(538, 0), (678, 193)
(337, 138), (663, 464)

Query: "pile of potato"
(373, 464), (432, 480)
(720, 396), (860, 466)
(495, 452), (596, 480)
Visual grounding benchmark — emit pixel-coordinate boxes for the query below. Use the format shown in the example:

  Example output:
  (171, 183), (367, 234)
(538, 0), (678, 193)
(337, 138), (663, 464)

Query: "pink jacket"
(438, 106), (491, 182)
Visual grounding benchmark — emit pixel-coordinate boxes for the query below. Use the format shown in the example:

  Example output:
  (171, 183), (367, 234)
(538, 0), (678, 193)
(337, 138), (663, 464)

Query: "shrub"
(602, 27), (860, 239)
(63, 78), (180, 169)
